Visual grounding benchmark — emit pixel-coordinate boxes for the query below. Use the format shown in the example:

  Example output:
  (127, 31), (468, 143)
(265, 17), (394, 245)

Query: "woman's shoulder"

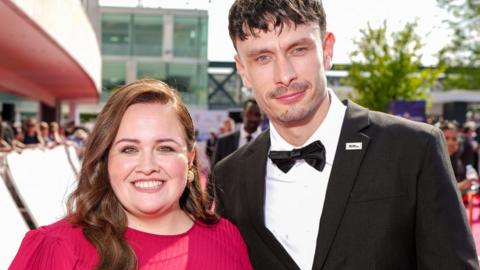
(9, 219), (96, 270)
(195, 218), (243, 241)
(29, 219), (88, 244)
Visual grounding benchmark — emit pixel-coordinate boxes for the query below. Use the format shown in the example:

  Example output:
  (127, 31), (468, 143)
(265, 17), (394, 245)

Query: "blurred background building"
(0, 0), (479, 126)
(0, 0), (101, 123)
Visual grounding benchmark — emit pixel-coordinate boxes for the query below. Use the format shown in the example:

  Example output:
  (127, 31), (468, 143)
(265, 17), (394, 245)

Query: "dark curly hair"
(228, 0), (327, 48)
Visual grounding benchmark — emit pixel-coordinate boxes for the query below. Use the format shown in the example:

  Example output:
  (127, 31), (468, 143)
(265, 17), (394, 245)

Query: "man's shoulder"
(214, 141), (250, 171)
(364, 109), (440, 143)
(214, 130), (269, 173)
(217, 130), (240, 140)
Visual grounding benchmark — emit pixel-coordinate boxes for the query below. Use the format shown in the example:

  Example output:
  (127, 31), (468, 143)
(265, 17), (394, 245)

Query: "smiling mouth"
(132, 180), (165, 189)
(275, 90), (306, 104)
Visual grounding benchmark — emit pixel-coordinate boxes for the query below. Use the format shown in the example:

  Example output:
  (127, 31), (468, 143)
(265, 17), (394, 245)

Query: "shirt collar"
(269, 89), (346, 165)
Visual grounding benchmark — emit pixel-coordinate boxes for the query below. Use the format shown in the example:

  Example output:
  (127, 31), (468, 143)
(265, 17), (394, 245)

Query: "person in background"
(439, 121), (475, 193)
(49, 121), (65, 145)
(211, 98), (262, 165)
(205, 128), (218, 163)
(0, 116), (12, 152)
(1, 115), (15, 146)
(63, 120), (76, 138)
(22, 118), (44, 147)
(39, 121), (56, 148)
(11, 123), (26, 151)
(69, 128), (89, 160)
(219, 117), (235, 135)
(213, 0), (479, 269)
(10, 79), (252, 270)
(461, 121), (479, 168)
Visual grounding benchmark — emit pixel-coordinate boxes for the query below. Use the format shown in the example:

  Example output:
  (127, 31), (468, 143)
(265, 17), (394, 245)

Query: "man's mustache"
(268, 81), (309, 99)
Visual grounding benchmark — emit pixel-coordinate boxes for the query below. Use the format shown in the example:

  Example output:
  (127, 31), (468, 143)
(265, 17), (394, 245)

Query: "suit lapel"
(312, 101), (371, 269)
(242, 131), (300, 270)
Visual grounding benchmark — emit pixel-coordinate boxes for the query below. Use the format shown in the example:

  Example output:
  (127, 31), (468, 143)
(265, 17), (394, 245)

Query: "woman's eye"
(157, 146), (175, 153)
(120, 146), (137, 154)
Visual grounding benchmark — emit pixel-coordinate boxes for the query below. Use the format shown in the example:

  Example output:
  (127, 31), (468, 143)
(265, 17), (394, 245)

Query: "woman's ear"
(188, 148), (196, 167)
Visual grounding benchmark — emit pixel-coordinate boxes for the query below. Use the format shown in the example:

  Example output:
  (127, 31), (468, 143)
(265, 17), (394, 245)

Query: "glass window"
(102, 61), (126, 92)
(198, 17), (208, 59)
(102, 14), (131, 55)
(173, 16), (207, 58)
(133, 15), (163, 56)
(137, 62), (167, 81)
(167, 63), (207, 105)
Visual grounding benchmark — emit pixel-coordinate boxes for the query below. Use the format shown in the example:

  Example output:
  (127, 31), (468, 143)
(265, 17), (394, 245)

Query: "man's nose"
(274, 55), (297, 86)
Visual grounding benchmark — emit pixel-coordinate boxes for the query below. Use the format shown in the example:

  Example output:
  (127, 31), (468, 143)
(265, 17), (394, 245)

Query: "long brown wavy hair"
(66, 79), (218, 270)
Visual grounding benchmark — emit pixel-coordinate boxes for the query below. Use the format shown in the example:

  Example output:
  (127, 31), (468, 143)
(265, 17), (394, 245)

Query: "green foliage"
(345, 22), (444, 112)
(437, 0), (480, 89)
(441, 66), (480, 90)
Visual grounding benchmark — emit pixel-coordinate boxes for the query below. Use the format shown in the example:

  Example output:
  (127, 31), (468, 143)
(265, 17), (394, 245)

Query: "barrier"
(0, 165), (28, 269)
(5, 146), (78, 227)
(65, 144), (81, 175)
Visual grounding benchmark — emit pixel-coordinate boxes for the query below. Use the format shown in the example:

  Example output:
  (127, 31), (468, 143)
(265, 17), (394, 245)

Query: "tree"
(345, 22), (444, 112)
(437, 0), (480, 90)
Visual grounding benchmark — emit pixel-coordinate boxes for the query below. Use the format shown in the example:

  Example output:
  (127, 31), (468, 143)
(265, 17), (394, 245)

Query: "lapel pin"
(346, 142), (362, 150)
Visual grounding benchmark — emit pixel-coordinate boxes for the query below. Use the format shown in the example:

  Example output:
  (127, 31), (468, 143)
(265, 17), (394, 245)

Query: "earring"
(187, 169), (195, 183)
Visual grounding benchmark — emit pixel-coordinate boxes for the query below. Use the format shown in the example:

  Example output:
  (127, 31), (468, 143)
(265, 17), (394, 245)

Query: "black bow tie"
(268, 140), (326, 173)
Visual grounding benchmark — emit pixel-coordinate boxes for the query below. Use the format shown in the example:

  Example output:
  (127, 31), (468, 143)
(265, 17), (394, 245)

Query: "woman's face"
(443, 129), (459, 156)
(108, 103), (195, 227)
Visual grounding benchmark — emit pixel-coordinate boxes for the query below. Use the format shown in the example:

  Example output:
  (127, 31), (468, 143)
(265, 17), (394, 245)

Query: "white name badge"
(346, 142), (362, 150)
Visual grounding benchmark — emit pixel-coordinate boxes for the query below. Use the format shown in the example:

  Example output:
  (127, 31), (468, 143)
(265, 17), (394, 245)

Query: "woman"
(10, 79), (252, 270)
(438, 121), (473, 193)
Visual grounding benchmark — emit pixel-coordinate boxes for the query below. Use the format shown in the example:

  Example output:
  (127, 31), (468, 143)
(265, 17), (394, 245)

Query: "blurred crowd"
(0, 117), (89, 159)
(434, 118), (480, 194)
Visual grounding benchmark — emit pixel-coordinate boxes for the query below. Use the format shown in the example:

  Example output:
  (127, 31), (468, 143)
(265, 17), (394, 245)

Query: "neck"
(272, 93), (331, 147)
(126, 208), (193, 235)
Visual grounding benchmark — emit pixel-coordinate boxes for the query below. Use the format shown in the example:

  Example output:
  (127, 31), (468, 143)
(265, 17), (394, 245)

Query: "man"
(212, 0), (479, 269)
(211, 98), (262, 165)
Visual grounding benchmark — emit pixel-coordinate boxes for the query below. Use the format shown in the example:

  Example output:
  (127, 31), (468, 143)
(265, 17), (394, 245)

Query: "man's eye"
(120, 146), (137, 154)
(292, 47), (307, 55)
(255, 55), (271, 64)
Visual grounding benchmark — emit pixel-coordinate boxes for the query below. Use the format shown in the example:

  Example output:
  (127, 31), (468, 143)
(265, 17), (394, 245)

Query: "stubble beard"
(268, 80), (323, 126)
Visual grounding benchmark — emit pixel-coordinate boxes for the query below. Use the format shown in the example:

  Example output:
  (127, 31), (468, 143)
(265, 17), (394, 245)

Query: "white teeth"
(133, 180), (163, 189)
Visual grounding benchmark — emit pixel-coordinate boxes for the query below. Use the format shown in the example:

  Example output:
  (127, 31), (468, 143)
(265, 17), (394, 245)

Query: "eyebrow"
(113, 138), (181, 146)
(286, 37), (314, 50)
(246, 37), (314, 58)
(246, 48), (271, 58)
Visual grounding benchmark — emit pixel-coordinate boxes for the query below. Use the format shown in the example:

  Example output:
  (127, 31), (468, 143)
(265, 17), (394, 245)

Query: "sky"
(100, 0), (451, 65)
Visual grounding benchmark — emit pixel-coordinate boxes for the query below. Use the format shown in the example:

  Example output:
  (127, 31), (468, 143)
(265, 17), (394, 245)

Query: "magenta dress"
(9, 218), (253, 270)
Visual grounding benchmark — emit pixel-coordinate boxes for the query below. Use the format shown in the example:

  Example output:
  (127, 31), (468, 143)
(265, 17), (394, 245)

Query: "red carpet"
(465, 195), (480, 256)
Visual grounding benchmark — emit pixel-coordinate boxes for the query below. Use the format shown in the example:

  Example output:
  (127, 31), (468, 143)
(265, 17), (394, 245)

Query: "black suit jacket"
(212, 130), (241, 165)
(213, 101), (479, 270)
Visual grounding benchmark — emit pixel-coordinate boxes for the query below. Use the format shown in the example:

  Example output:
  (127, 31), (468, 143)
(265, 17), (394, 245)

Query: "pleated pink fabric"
(9, 218), (252, 270)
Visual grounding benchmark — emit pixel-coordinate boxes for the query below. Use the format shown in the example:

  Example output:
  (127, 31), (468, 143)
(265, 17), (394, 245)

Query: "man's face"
(243, 102), (262, 134)
(234, 22), (335, 127)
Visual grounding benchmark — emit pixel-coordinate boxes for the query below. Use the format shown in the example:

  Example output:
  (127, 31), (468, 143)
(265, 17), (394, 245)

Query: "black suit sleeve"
(416, 127), (479, 269)
(211, 164), (226, 217)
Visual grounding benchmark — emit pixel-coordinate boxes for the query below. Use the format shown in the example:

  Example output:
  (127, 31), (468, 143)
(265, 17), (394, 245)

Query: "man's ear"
(322, 32), (335, 70)
(235, 54), (252, 88)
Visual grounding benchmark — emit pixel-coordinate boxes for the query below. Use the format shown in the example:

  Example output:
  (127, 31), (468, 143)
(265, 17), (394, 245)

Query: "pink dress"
(9, 218), (253, 270)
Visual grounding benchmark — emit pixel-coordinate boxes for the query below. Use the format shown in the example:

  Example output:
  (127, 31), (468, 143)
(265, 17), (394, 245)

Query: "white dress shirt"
(238, 124), (261, 148)
(265, 90), (346, 270)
